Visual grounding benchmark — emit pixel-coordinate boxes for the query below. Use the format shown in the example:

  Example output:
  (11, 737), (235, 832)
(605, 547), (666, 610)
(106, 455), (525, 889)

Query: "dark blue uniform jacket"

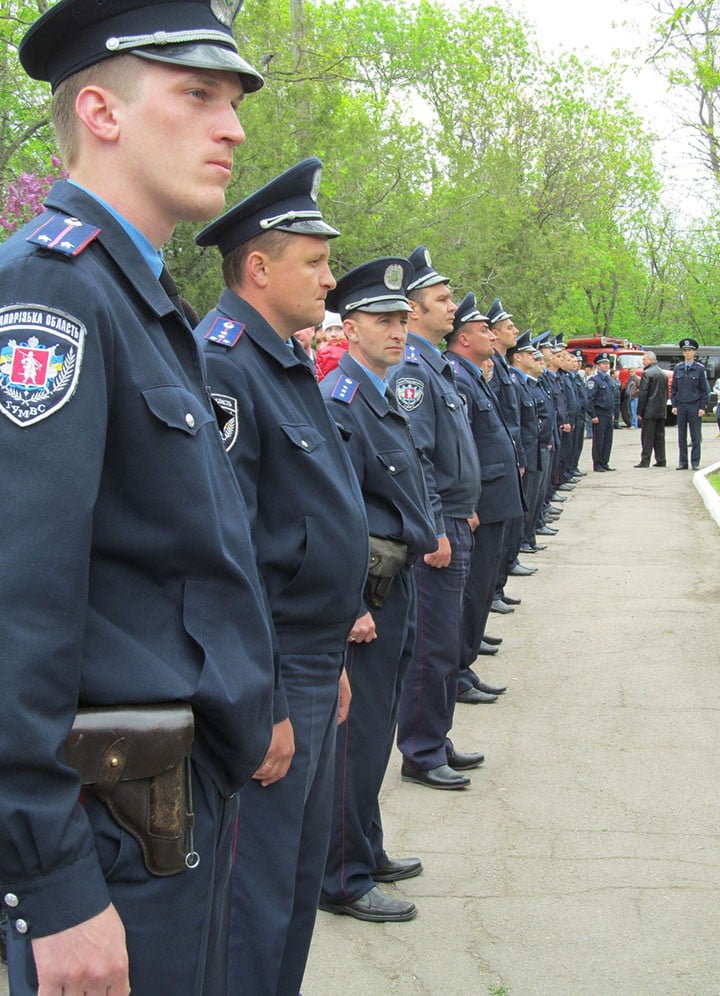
(388, 333), (480, 526)
(448, 353), (524, 524)
(320, 353), (436, 561)
(0, 182), (276, 938)
(490, 352), (526, 467)
(671, 361), (710, 408)
(586, 370), (615, 415)
(196, 290), (369, 659)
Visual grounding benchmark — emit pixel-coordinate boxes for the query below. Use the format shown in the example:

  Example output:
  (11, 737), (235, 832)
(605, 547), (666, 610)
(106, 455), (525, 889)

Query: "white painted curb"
(693, 460), (720, 531)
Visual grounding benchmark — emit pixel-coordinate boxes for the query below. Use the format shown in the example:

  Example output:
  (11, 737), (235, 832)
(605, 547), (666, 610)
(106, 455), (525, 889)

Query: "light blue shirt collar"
(68, 180), (165, 278)
(352, 357), (387, 399)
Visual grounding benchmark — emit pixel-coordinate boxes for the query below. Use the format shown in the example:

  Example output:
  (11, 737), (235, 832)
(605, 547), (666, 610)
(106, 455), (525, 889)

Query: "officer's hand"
(348, 612), (377, 643)
(337, 668), (352, 725)
(252, 718), (295, 786)
(591, 417), (599, 424)
(32, 903), (129, 995)
(424, 534), (451, 569)
(519, 465), (526, 477)
(467, 512), (480, 532)
(671, 407), (677, 415)
(562, 423), (572, 432)
(699, 409), (706, 416)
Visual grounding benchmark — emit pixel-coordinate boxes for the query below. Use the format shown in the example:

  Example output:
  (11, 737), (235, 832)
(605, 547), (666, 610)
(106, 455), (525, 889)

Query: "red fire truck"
(565, 335), (673, 425)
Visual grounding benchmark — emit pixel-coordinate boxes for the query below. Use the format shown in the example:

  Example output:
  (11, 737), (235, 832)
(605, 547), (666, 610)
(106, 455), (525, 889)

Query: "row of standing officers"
(0, 1), (620, 991)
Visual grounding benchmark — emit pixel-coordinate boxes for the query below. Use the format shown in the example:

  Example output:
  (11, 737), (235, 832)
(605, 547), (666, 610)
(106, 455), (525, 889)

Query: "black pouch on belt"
(364, 536), (409, 610)
(65, 704), (195, 876)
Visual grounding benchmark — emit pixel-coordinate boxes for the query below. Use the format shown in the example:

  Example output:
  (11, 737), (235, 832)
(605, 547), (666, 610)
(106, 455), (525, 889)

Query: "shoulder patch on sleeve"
(210, 392), (238, 451)
(330, 375), (360, 404)
(404, 343), (420, 364)
(396, 376), (424, 411)
(0, 304), (85, 427)
(203, 317), (245, 348)
(26, 212), (101, 257)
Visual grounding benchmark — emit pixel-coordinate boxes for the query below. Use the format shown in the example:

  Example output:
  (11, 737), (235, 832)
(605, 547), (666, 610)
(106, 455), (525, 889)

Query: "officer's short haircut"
(222, 230), (293, 289)
(408, 285), (431, 311)
(52, 55), (141, 166)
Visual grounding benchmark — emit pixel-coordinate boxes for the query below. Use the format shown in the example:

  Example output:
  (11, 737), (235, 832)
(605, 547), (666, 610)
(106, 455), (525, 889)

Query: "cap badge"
(211, 0), (242, 27)
(423, 249), (432, 267)
(310, 168), (322, 203)
(384, 264), (404, 291)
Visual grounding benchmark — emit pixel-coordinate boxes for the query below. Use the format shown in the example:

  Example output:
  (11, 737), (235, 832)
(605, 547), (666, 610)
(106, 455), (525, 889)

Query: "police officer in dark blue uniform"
(525, 342), (556, 545)
(445, 294), (523, 701)
(671, 337), (710, 470)
(317, 257), (437, 922)
(388, 247), (483, 790)
(508, 332), (545, 552)
(486, 297), (536, 597)
(0, 3), (275, 994)
(194, 159), (369, 995)
(587, 351), (616, 471)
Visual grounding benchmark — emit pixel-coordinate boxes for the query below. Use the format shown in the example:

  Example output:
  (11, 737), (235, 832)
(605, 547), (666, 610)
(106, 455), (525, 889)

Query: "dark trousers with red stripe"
(322, 569), (416, 905)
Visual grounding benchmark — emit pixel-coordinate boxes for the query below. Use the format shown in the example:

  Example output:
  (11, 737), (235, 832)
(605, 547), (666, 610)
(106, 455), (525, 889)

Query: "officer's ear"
(75, 85), (122, 145)
(343, 317), (359, 344)
(245, 250), (271, 289)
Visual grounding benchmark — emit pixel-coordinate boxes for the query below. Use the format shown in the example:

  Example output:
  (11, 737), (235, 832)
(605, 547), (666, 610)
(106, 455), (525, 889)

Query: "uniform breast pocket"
(474, 402), (495, 433)
(440, 391), (463, 415)
(280, 422), (326, 453)
(376, 449), (410, 478)
(141, 385), (214, 436)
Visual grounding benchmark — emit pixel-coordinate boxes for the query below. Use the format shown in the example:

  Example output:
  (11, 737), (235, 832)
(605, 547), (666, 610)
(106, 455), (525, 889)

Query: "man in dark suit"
(635, 351), (668, 468)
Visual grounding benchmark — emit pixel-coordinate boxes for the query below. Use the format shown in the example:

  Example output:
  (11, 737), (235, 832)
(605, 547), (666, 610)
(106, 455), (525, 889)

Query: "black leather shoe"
(446, 746), (485, 770)
(602, 466), (616, 471)
(653, 462), (666, 467)
(634, 462), (649, 468)
(476, 680), (507, 695)
(692, 465), (699, 470)
(551, 493), (567, 501)
(501, 594), (521, 605)
(593, 466), (606, 472)
(401, 761), (470, 789)
(536, 525), (558, 536)
(476, 640), (498, 655)
(509, 563), (536, 576)
(490, 598), (514, 614)
(483, 634), (502, 645)
(456, 687), (498, 704)
(531, 543), (548, 550)
(319, 886), (417, 922)
(372, 857), (423, 882)
(676, 465), (688, 470)
(558, 482), (575, 491)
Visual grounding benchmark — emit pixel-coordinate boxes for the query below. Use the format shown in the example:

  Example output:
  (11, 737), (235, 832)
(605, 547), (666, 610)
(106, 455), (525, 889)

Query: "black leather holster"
(364, 536), (409, 610)
(65, 704), (195, 877)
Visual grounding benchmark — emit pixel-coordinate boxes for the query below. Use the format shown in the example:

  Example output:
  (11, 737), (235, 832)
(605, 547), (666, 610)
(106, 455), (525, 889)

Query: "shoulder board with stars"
(26, 212), (101, 257)
(330, 375), (359, 404)
(203, 316), (245, 348)
(446, 356), (460, 375)
(403, 343), (420, 365)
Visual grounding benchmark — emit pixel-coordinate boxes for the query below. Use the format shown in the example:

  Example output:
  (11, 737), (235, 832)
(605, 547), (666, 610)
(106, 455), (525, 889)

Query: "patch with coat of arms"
(0, 305), (85, 428)
(396, 377), (425, 411)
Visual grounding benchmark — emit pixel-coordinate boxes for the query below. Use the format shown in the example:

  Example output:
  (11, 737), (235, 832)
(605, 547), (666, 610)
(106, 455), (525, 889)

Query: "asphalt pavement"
(2, 424), (719, 996)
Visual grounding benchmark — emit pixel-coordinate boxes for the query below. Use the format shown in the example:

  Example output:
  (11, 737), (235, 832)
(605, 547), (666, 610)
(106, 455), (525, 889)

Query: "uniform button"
(388, 465), (396, 473)
(15, 918), (28, 934)
(301, 440), (309, 448)
(4, 893), (18, 907)
(185, 413), (195, 429)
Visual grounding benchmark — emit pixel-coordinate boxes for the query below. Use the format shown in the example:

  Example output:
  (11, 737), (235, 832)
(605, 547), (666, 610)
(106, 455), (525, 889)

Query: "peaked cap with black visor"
(19, 0), (263, 94)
